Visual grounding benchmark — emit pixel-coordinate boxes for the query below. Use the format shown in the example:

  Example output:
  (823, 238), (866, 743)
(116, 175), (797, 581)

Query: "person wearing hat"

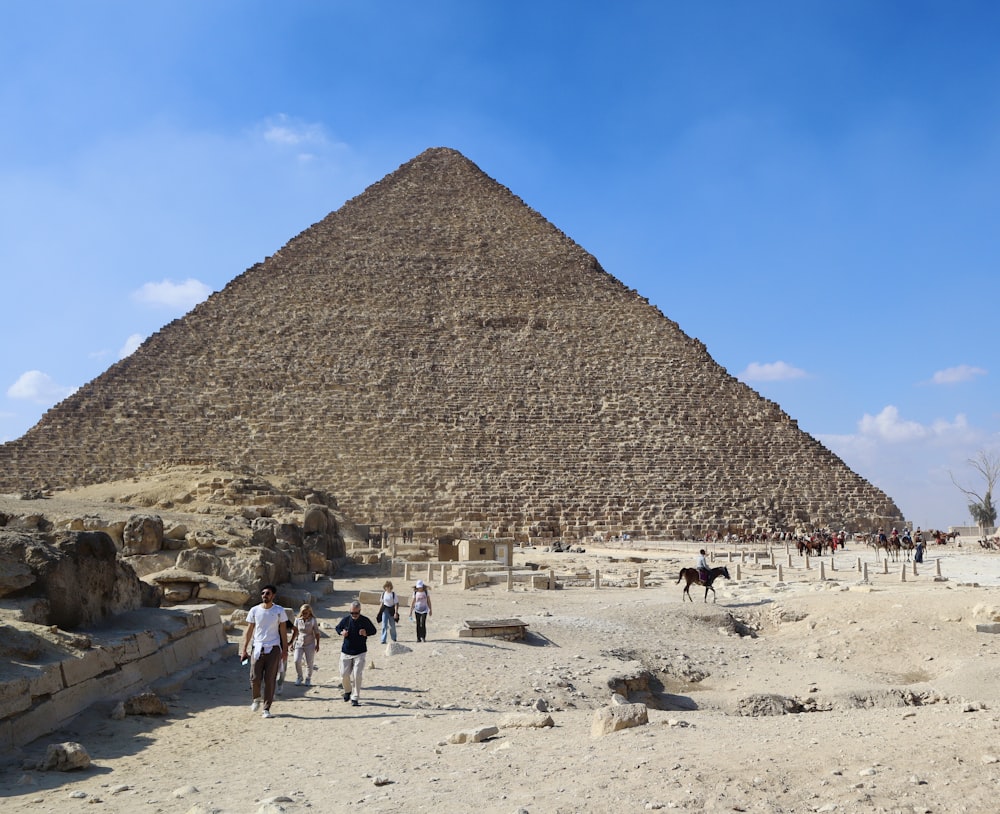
(335, 600), (376, 706)
(410, 580), (432, 642)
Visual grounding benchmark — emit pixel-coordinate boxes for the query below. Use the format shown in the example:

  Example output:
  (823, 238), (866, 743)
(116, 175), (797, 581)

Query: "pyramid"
(0, 148), (903, 538)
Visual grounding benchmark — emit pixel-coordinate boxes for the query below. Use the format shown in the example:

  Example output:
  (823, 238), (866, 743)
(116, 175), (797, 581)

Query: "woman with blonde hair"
(292, 603), (320, 686)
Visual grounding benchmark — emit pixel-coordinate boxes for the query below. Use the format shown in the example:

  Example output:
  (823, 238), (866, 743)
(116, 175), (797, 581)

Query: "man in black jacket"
(335, 600), (377, 706)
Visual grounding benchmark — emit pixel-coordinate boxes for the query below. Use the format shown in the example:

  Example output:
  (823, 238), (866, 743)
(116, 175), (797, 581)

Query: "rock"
(173, 784), (200, 797)
(38, 742), (91, 771)
(122, 514), (164, 556)
(110, 702), (126, 720)
(0, 556), (36, 596)
(591, 702), (648, 737)
(447, 725), (500, 744)
(735, 694), (803, 716)
(385, 641), (412, 656)
(124, 691), (169, 715)
(498, 712), (555, 729)
(0, 529), (143, 628)
(373, 775), (391, 786)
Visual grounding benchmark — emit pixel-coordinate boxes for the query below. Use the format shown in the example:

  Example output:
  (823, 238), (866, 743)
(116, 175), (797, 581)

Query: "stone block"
(60, 647), (116, 687)
(0, 676), (31, 719)
(12, 677), (107, 747)
(28, 663), (65, 699)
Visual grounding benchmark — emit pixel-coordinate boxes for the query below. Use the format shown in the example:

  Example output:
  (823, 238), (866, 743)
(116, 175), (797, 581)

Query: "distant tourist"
(336, 600), (377, 706)
(411, 580), (433, 642)
(241, 584), (288, 719)
(292, 604), (320, 686)
(379, 581), (400, 644)
(696, 549), (709, 584)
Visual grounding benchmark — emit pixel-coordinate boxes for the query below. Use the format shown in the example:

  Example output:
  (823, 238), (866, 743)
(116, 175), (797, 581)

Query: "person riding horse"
(696, 549), (709, 584)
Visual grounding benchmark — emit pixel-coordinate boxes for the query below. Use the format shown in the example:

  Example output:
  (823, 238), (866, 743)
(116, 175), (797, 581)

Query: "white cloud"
(931, 365), (987, 385)
(261, 114), (329, 148)
(739, 360), (808, 382)
(6, 370), (76, 404)
(131, 278), (211, 310)
(118, 333), (144, 359)
(818, 406), (983, 528)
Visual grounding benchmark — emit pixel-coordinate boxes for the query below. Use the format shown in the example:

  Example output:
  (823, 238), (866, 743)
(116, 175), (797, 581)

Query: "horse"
(677, 566), (731, 603)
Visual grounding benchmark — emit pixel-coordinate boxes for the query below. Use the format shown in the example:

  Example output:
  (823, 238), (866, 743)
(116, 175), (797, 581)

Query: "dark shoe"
(343, 692), (351, 702)
(351, 698), (359, 706)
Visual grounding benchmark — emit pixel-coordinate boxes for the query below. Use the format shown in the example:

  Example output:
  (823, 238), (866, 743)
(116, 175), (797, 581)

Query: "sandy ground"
(3, 532), (1000, 814)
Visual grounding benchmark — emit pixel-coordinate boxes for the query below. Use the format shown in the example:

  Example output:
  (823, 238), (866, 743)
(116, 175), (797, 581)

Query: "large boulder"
(122, 514), (164, 556)
(0, 529), (145, 629)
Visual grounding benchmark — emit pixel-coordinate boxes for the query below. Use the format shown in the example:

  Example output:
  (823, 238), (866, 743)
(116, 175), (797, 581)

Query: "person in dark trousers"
(241, 584), (288, 719)
(335, 600), (377, 706)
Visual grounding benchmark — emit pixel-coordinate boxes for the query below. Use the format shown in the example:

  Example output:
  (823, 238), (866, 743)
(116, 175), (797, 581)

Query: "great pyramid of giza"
(0, 147), (903, 538)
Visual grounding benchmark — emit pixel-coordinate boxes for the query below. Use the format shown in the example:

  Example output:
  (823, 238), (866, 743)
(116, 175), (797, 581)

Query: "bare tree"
(950, 450), (1000, 538)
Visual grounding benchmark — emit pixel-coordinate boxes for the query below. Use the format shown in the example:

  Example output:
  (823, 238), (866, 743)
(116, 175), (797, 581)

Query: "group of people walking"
(239, 579), (433, 718)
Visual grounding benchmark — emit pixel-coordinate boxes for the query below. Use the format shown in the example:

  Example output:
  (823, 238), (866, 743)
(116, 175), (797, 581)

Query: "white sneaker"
(261, 709), (273, 718)
(295, 677), (302, 686)
(304, 678), (311, 687)
(251, 698), (261, 712)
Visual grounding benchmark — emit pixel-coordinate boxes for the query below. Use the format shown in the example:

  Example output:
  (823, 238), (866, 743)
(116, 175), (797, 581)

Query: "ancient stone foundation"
(1, 604), (230, 753)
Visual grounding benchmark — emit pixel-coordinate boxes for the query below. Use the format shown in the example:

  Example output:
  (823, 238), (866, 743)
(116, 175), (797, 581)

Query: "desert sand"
(3, 483), (1000, 813)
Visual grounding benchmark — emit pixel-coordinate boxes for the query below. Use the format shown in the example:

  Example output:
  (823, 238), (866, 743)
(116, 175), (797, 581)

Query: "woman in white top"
(379, 581), (400, 644)
(411, 580), (432, 643)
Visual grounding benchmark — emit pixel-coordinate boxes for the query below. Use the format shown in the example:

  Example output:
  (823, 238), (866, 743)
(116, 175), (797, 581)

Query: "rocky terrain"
(2, 472), (1000, 813)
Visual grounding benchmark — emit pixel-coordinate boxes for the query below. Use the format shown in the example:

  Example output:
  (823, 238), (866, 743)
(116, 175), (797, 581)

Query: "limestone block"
(590, 702), (648, 737)
(122, 515), (164, 556)
(0, 557), (36, 596)
(38, 741), (91, 771)
(28, 663), (65, 699)
(124, 552), (177, 578)
(0, 676), (31, 718)
(13, 678), (108, 747)
(447, 725), (499, 744)
(498, 712), (554, 729)
(195, 578), (251, 606)
(60, 647), (116, 687)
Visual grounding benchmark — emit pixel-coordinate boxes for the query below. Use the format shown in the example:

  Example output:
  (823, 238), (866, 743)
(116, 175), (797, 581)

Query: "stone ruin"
(0, 472), (352, 752)
(0, 147), (905, 539)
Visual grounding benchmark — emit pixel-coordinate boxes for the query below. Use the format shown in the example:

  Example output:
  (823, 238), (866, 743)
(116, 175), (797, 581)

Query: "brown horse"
(677, 566), (731, 603)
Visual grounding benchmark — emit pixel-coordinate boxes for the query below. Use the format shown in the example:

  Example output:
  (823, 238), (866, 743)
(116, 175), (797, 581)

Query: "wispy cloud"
(118, 333), (144, 359)
(930, 365), (987, 385)
(261, 113), (329, 148)
(817, 406), (984, 527)
(131, 278), (211, 310)
(739, 361), (808, 382)
(6, 370), (76, 404)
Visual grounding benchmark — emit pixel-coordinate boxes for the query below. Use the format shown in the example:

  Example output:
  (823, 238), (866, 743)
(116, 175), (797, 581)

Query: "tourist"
(696, 549), (709, 584)
(336, 600), (377, 706)
(241, 584), (288, 719)
(292, 603), (320, 686)
(914, 537), (925, 564)
(379, 580), (400, 644)
(411, 579), (432, 642)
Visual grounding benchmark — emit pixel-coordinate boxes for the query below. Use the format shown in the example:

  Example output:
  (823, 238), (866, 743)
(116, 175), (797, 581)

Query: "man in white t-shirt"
(241, 584), (288, 718)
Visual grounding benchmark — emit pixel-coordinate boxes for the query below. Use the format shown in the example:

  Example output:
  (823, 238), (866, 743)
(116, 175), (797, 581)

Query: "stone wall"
(0, 148), (904, 537)
(0, 604), (230, 753)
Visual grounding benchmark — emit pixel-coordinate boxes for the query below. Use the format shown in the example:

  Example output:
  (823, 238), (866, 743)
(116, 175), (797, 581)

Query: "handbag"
(376, 605), (384, 623)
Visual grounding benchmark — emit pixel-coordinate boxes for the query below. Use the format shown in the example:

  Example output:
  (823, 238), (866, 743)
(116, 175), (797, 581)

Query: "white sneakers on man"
(251, 698), (261, 712)
(261, 709), (273, 719)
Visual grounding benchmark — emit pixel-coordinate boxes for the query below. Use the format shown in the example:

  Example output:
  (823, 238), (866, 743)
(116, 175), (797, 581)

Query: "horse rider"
(696, 549), (709, 584)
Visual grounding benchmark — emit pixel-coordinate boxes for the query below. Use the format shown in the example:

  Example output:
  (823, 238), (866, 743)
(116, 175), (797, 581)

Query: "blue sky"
(1, 2), (997, 529)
